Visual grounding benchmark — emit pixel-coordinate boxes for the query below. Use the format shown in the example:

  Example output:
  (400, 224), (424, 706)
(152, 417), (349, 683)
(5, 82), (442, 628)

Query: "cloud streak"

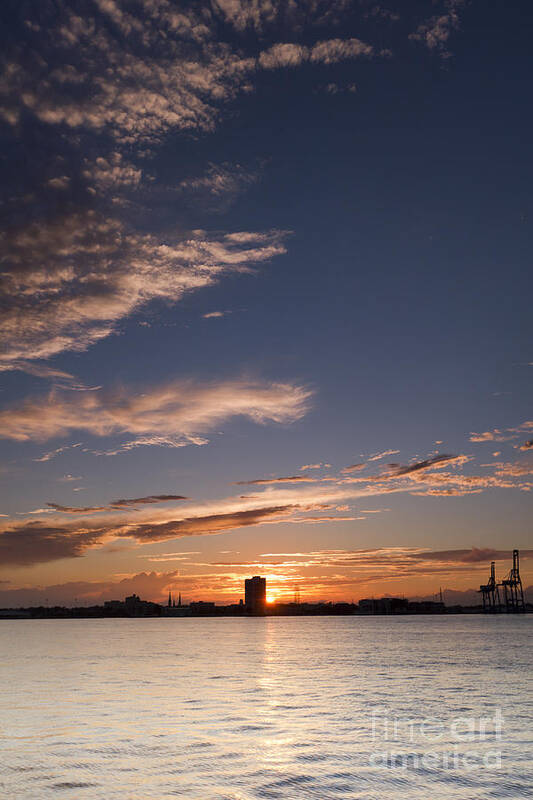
(46, 495), (189, 514)
(233, 475), (318, 485)
(178, 162), (260, 210)
(341, 463), (366, 473)
(0, 377), (312, 450)
(0, 523), (106, 567)
(0, 504), (305, 566)
(1, 213), (288, 369)
(367, 449), (400, 462)
(385, 454), (470, 477)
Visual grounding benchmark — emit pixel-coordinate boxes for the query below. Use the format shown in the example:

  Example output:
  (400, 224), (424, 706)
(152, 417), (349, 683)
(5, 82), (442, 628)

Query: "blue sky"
(0, 0), (531, 605)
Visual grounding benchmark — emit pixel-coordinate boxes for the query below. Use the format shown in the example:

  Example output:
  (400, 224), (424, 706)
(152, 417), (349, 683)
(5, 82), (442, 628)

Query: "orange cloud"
(3, 434), (531, 570)
(470, 429), (513, 443)
(0, 504), (307, 566)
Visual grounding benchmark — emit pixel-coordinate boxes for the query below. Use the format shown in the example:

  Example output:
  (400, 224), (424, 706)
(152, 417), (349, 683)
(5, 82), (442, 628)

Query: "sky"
(0, 0), (532, 607)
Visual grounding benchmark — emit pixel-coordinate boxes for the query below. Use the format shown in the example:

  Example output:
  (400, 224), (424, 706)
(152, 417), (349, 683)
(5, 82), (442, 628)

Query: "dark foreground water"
(0, 616), (531, 799)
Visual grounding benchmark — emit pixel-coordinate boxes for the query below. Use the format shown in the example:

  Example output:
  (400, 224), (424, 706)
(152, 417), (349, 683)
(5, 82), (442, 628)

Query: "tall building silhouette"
(245, 576), (266, 614)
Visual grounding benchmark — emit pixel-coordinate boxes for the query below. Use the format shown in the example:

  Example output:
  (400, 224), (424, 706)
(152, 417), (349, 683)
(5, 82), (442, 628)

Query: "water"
(0, 616), (531, 799)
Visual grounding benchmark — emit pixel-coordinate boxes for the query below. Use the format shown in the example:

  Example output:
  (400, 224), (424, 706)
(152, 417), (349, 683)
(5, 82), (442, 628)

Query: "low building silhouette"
(407, 600), (445, 614)
(101, 594), (162, 617)
(189, 601), (216, 616)
(358, 597), (409, 615)
(358, 597), (445, 615)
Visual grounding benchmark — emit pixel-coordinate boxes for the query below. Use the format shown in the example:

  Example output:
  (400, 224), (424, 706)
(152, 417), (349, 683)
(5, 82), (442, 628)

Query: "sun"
(266, 595), (276, 604)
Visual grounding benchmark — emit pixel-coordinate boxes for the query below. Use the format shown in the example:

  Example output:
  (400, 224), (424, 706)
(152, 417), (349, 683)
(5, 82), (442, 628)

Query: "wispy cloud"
(0, 214), (288, 369)
(321, 82), (358, 94)
(259, 546), (533, 570)
(202, 310), (232, 319)
(283, 515), (360, 524)
(46, 494), (188, 514)
(178, 162), (260, 210)
(233, 475), (318, 486)
(368, 449), (400, 461)
(110, 495), (189, 507)
(33, 443), (83, 463)
(0, 378), (312, 452)
(2, 363), (100, 394)
(386, 453), (470, 477)
(410, 487), (483, 497)
(46, 503), (110, 515)
(118, 505), (304, 543)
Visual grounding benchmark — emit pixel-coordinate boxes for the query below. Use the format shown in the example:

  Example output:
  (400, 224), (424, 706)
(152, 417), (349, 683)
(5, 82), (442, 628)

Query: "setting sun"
(266, 596), (276, 604)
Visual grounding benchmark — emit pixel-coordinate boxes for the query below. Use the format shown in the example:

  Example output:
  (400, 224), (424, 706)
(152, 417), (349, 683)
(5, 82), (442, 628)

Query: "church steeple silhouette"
(168, 591), (172, 607)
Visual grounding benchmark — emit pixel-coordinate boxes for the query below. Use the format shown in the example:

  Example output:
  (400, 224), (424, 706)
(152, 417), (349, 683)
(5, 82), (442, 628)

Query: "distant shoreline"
(1, 607), (531, 620)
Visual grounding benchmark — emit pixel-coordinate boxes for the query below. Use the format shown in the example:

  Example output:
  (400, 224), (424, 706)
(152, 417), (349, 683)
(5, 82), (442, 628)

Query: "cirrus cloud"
(0, 378), (312, 453)
(233, 475), (319, 486)
(0, 212), (288, 369)
(46, 494), (189, 514)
